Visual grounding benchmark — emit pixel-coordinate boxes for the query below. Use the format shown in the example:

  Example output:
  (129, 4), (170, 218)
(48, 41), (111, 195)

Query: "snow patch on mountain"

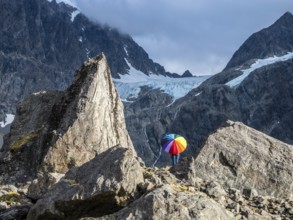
(226, 52), (293, 88)
(124, 46), (129, 56)
(71, 10), (80, 22)
(114, 60), (210, 100)
(117, 58), (168, 83)
(0, 114), (15, 128)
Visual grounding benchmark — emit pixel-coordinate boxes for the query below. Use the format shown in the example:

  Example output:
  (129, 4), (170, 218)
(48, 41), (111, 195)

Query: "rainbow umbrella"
(160, 134), (187, 154)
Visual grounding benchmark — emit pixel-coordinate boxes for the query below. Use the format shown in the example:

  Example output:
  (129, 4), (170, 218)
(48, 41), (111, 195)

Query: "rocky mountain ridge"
(0, 0), (181, 120)
(224, 12), (293, 70)
(0, 54), (293, 220)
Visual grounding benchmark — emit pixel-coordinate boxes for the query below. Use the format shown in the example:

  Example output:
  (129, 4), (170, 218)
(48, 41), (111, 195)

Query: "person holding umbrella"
(160, 133), (187, 166)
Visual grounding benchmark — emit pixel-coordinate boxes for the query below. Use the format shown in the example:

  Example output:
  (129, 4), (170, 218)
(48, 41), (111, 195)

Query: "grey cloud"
(74, 0), (293, 75)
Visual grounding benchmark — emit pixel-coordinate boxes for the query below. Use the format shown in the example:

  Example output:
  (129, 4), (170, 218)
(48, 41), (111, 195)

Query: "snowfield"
(226, 52), (293, 87)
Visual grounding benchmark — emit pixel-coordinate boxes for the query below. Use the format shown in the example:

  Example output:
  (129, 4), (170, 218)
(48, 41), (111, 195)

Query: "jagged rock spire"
(0, 53), (134, 183)
(42, 53), (135, 173)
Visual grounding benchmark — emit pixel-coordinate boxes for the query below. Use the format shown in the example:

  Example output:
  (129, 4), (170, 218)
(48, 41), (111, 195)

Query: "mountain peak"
(272, 11), (293, 27)
(182, 70), (193, 77)
(224, 11), (293, 70)
(279, 11), (293, 19)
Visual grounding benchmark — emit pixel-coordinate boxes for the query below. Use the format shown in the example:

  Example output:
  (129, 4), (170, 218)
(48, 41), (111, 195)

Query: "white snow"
(85, 48), (90, 59)
(71, 10), (80, 22)
(0, 114), (15, 128)
(33, 91), (47, 96)
(114, 58), (210, 100)
(226, 52), (293, 88)
(124, 46), (129, 56)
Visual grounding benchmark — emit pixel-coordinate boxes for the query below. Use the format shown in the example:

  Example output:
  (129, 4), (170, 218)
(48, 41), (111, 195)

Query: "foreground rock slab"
(82, 185), (234, 220)
(27, 147), (144, 220)
(188, 120), (293, 199)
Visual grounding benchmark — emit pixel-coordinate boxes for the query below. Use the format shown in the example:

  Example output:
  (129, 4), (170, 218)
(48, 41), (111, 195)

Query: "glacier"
(114, 58), (210, 101)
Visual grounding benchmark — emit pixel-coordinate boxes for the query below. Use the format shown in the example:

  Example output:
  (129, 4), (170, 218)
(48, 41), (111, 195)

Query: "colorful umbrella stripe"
(160, 134), (187, 154)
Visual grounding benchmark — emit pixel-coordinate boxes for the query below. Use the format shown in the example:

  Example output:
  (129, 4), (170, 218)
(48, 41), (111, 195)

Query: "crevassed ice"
(226, 52), (293, 88)
(114, 58), (210, 100)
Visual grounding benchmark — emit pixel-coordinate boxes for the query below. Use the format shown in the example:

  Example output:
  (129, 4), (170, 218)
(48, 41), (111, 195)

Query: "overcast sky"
(69, 0), (292, 75)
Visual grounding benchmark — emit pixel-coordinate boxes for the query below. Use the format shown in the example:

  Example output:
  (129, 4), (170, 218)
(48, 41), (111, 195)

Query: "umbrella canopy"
(160, 134), (187, 154)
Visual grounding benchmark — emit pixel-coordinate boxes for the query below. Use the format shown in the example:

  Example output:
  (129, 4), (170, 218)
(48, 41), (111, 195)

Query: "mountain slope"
(224, 11), (293, 70)
(0, 0), (177, 119)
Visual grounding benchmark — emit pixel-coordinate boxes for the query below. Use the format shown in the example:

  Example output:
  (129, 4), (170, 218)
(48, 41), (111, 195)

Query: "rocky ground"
(1, 164), (293, 219)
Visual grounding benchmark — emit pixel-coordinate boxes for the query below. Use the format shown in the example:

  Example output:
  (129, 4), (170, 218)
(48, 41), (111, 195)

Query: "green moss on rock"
(9, 131), (39, 152)
(0, 192), (21, 205)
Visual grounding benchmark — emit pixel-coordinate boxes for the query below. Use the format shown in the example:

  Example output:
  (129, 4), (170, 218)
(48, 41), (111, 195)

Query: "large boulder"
(27, 146), (144, 220)
(187, 120), (293, 199)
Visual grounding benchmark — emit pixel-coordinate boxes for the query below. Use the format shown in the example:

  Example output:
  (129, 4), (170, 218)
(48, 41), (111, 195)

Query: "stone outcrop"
(0, 54), (134, 186)
(27, 147), (144, 220)
(98, 185), (235, 220)
(183, 120), (293, 199)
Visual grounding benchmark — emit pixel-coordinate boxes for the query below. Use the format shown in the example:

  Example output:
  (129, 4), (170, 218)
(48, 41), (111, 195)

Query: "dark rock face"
(236, 60), (293, 143)
(182, 70), (193, 77)
(0, 0), (175, 119)
(125, 83), (243, 166)
(124, 87), (173, 166)
(224, 12), (293, 70)
(0, 205), (31, 220)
